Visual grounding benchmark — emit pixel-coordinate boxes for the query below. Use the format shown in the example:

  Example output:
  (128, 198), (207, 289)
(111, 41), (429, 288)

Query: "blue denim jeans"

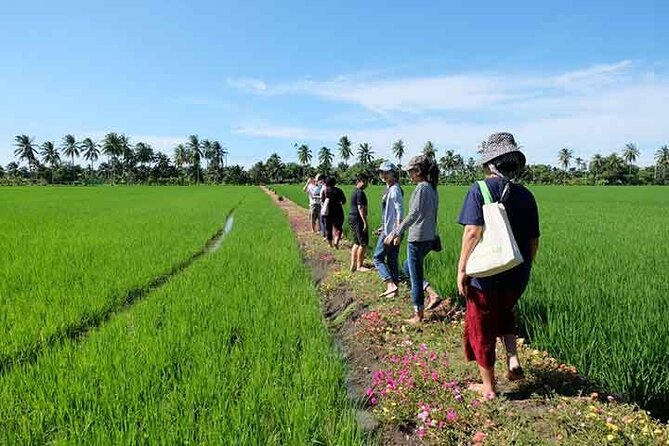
(373, 235), (400, 284)
(319, 214), (326, 236)
(402, 241), (433, 311)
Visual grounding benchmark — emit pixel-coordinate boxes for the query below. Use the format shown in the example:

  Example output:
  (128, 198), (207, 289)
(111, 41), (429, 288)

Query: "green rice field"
(0, 187), (361, 444)
(275, 184), (669, 415)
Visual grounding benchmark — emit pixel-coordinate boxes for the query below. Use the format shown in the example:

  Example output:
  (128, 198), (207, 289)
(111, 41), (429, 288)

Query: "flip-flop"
(425, 297), (443, 311)
(379, 288), (399, 298)
(506, 367), (525, 381)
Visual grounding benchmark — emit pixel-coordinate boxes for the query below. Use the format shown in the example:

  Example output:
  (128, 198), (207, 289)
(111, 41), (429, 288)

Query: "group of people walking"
(303, 133), (540, 399)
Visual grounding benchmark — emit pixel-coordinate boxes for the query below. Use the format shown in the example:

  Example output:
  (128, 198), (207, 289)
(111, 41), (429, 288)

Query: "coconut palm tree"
(392, 139), (405, 181)
(80, 138), (100, 176)
(61, 134), (79, 166)
(622, 143), (640, 174)
(357, 143), (374, 165)
(201, 139), (212, 171)
(338, 136), (353, 165)
(655, 145), (669, 180)
(119, 134), (134, 182)
(13, 135), (38, 178)
(134, 142), (154, 167)
(187, 135), (202, 184)
(210, 141), (226, 169)
(174, 144), (188, 177)
(40, 141), (60, 183)
(265, 153), (284, 183)
(558, 148), (573, 171)
(589, 153), (603, 181)
(297, 144), (312, 167)
(318, 146), (334, 173)
(422, 141), (436, 162)
(102, 132), (123, 183)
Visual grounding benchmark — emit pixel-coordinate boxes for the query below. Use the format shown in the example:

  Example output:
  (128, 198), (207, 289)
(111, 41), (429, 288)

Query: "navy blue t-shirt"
(457, 177), (540, 294)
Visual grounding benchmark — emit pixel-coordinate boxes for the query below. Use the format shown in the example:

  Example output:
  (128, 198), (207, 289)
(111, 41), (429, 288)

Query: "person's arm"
(530, 238), (540, 261)
(392, 187), (403, 231)
(358, 203), (367, 229)
(302, 178), (311, 192)
(457, 225), (484, 296)
(385, 185), (423, 243)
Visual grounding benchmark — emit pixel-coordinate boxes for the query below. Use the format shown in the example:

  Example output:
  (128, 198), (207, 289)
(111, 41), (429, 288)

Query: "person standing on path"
(303, 175), (322, 234)
(374, 162), (404, 296)
(385, 155), (441, 324)
(456, 132), (540, 400)
(321, 176), (346, 249)
(349, 175), (370, 272)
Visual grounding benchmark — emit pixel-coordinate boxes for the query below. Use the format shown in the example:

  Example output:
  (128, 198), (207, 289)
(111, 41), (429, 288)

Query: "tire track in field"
(0, 198), (245, 377)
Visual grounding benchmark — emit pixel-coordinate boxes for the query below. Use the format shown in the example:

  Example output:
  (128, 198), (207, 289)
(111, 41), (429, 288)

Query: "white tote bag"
(465, 180), (524, 278)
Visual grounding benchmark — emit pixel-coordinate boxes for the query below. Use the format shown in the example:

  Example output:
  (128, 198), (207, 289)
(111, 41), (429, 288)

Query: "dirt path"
(263, 187), (669, 446)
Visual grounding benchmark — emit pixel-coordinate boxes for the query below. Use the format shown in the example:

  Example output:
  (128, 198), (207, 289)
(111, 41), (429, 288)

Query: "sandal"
(425, 296), (443, 311)
(506, 367), (525, 381)
(379, 288), (399, 298)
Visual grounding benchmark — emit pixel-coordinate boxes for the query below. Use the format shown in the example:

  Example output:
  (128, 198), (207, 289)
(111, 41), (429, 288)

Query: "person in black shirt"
(349, 175), (370, 272)
(321, 176), (347, 248)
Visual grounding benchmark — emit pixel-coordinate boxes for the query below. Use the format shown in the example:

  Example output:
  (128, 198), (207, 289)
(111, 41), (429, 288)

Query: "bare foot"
(356, 266), (371, 272)
(467, 383), (496, 400)
(404, 315), (423, 325)
(379, 286), (398, 298)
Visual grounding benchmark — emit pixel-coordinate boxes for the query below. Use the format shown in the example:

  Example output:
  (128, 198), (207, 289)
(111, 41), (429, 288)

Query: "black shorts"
(349, 217), (369, 246)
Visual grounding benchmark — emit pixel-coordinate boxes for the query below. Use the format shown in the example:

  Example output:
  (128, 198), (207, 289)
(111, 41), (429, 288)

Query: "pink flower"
(446, 409), (457, 422)
(471, 399), (481, 408)
(419, 343), (428, 352)
(370, 397), (378, 406)
(416, 427), (426, 438)
(431, 371), (439, 381)
(472, 431), (487, 443)
(454, 393), (464, 402)
(417, 410), (429, 422)
(365, 388), (374, 397)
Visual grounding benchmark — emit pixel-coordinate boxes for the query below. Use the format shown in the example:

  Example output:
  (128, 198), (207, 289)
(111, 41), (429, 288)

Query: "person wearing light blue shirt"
(374, 161), (404, 297)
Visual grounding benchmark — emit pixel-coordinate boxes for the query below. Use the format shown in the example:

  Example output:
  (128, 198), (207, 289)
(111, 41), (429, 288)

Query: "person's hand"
(457, 270), (469, 297)
(375, 227), (382, 235)
(384, 234), (397, 245)
(363, 222), (368, 231)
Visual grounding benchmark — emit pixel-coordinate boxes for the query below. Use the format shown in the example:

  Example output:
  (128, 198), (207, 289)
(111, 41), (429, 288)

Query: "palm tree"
(392, 139), (405, 182)
(439, 149), (457, 180)
(201, 139), (212, 171)
(318, 146), (334, 173)
(13, 135), (38, 178)
(558, 148), (573, 171)
(174, 144), (188, 176)
(102, 132), (123, 183)
(187, 135), (202, 184)
(40, 141), (60, 183)
(655, 145), (669, 180)
(357, 143), (374, 165)
(422, 141), (436, 161)
(210, 141), (226, 169)
(622, 143), (640, 174)
(134, 142), (154, 167)
(338, 136), (353, 164)
(265, 153), (284, 183)
(589, 153), (604, 181)
(81, 138), (100, 175)
(296, 144), (312, 167)
(61, 134), (79, 166)
(119, 134), (134, 183)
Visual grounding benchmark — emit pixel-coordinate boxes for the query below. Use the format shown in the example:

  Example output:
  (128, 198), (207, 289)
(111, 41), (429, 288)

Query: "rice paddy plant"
(277, 183), (669, 413)
(0, 186), (244, 369)
(0, 187), (362, 444)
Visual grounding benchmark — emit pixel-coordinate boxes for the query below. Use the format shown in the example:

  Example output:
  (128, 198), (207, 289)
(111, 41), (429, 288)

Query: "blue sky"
(1, 0), (667, 167)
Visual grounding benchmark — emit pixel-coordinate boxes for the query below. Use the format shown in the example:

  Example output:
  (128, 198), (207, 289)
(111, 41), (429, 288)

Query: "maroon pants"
(464, 287), (520, 369)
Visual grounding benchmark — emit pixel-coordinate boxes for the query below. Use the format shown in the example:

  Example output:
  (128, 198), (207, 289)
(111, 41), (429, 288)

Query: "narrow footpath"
(263, 187), (668, 446)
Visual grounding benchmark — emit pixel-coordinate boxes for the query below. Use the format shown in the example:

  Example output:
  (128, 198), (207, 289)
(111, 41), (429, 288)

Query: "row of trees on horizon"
(4, 133), (669, 186)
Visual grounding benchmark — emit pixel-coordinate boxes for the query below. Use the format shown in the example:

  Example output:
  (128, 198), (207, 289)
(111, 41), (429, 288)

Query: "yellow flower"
(606, 423), (619, 432)
(607, 434), (614, 442)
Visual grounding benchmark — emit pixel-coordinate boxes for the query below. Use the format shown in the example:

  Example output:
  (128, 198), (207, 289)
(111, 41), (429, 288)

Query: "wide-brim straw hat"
(478, 132), (526, 166)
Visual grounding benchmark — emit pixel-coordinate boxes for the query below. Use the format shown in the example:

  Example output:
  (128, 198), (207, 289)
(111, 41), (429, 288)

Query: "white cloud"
(227, 61), (668, 165)
(225, 77), (267, 92)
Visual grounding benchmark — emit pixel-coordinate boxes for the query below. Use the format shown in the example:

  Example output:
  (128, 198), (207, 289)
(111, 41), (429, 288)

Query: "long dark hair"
(417, 160), (439, 190)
